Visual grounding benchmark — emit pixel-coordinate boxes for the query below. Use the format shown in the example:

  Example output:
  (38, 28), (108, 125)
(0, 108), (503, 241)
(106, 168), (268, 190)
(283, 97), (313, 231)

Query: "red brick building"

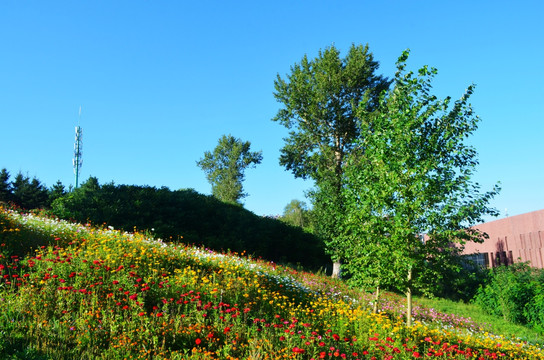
(463, 209), (544, 269)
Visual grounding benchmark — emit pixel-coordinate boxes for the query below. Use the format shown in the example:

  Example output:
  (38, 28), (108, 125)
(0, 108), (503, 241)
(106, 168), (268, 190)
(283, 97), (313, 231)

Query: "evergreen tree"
(11, 172), (49, 209)
(49, 180), (66, 205)
(0, 168), (12, 203)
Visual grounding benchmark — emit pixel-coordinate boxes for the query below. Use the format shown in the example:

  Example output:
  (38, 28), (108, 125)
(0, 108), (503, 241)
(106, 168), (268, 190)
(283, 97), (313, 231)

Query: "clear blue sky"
(1, 1), (542, 219)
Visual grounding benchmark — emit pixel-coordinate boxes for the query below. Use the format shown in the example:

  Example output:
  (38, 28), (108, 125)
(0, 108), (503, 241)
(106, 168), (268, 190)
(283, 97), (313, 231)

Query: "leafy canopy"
(272, 44), (391, 264)
(196, 134), (262, 205)
(342, 50), (500, 319)
(273, 43), (390, 183)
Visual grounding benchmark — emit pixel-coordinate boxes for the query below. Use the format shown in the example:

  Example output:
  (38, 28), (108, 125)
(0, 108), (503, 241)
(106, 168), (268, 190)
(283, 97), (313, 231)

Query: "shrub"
(474, 262), (541, 326)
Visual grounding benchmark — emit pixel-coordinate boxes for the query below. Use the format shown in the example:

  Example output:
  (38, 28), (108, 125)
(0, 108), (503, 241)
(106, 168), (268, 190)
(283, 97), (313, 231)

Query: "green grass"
(414, 296), (543, 345)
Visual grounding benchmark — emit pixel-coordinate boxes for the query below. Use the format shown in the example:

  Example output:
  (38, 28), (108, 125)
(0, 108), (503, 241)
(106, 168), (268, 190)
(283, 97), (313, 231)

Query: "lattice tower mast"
(73, 106), (83, 188)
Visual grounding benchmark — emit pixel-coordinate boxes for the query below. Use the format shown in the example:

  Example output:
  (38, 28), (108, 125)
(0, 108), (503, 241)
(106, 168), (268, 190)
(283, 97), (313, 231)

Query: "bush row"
(49, 177), (329, 271)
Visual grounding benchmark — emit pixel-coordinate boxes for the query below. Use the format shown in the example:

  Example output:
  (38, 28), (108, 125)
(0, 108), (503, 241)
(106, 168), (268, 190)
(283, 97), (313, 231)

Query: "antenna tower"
(73, 106), (83, 188)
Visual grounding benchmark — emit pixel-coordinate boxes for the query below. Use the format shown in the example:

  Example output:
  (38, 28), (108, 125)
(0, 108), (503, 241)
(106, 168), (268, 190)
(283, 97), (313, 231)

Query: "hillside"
(49, 181), (329, 271)
(1, 207), (543, 359)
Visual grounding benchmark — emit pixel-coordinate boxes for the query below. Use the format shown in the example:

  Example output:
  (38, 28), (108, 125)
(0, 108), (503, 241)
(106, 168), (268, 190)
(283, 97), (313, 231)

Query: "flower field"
(1, 207), (543, 359)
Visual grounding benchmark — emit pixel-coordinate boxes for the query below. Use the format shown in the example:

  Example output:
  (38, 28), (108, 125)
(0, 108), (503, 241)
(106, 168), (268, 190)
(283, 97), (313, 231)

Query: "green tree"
(48, 180), (66, 205)
(0, 168), (12, 203)
(11, 172), (49, 209)
(342, 51), (500, 325)
(272, 43), (391, 276)
(52, 176), (103, 221)
(196, 135), (262, 205)
(281, 199), (310, 228)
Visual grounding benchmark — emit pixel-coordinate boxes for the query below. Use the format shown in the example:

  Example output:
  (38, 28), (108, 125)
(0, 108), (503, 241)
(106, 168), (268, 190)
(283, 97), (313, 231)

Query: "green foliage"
(50, 177), (328, 270)
(280, 199), (310, 228)
(11, 172), (49, 210)
(435, 259), (489, 302)
(474, 263), (544, 332)
(272, 43), (391, 261)
(307, 180), (346, 261)
(0, 168), (67, 211)
(525, 290), (544, 334)
(48, 180), (66, 205)
(0, 168), (12, 203)
(196, 134), (262, 205)
(341, 50), (499, 323)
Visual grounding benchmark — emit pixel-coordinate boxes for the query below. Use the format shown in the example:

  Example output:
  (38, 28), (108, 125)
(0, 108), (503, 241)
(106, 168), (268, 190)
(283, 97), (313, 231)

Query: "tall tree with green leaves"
(272, 43), (391, 276)
(0, 168), (12, 203)
(197, 135), (262, 205)
(281, 199), (310, 228)
(342, 50), (500, 326)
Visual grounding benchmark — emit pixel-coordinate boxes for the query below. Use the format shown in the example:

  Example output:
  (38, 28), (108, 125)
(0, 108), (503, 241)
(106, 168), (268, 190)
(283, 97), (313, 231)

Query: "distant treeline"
(0, 169), (328, 270)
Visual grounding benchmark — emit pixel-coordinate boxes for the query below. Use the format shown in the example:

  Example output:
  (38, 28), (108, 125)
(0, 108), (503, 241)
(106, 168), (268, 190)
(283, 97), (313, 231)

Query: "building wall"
(463, 209), (544, 269)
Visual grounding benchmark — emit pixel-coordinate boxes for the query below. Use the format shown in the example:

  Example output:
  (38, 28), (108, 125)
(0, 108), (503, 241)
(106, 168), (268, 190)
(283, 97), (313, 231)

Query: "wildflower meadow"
(1, 206), (543, 359)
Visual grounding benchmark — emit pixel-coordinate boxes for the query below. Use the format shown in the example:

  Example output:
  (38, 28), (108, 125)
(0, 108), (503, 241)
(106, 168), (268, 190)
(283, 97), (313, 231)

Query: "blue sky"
(1, 1), (542, 219)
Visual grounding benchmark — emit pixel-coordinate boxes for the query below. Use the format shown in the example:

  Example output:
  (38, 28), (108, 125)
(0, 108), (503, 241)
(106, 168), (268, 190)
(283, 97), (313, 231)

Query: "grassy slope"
(413, 296), (542, 345)
(1, 207), (543, 359)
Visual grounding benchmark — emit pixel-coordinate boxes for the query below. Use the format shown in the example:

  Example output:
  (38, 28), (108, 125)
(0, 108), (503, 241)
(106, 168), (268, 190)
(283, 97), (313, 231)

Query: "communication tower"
(73, 106), (83, 188)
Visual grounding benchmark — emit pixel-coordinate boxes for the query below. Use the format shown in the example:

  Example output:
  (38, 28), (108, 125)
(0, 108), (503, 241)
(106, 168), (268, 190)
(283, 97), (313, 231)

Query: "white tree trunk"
(406, 268), (413, 327)
(373, 286), (380, 314)
(331, 260), (341, 279)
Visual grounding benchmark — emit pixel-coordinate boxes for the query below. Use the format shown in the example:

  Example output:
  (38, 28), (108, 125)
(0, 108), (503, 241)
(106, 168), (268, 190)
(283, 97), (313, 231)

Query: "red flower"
(195, 338), (202, 345)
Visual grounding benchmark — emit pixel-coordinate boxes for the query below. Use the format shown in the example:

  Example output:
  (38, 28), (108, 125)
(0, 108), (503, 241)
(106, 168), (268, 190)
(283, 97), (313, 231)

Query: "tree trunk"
(372, 286), (380, 314)
(406, 268), (413, 327)
(331, 260), (341, 279)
